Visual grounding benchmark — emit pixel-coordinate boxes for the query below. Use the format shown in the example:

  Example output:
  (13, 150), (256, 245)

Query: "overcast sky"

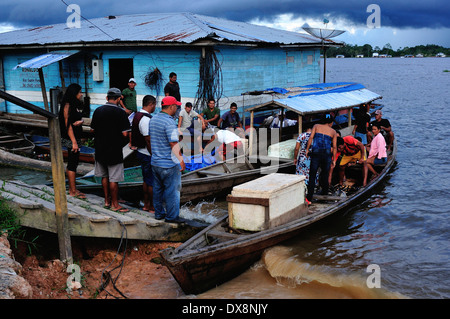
(0, 0), (449, 50)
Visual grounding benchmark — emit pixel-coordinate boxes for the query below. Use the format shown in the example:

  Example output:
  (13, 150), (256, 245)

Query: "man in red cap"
(149, 96), (186, 223)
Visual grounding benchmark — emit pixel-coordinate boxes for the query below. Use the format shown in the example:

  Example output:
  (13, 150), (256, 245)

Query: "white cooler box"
(227, 173), (307, 231)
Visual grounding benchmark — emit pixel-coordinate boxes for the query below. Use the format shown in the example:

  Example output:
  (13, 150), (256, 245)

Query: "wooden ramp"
(0, 180), (201, 241)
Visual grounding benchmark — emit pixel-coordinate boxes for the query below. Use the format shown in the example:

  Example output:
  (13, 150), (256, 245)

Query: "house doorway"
(109, 58), (134, 91)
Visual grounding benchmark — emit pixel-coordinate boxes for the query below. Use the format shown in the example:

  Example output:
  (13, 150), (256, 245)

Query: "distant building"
(336, 55), (345, 58)
(372, 53), (379, 58)
(436, 52), (446, 57)
(0, 13), (340, 115)
(356, 54), (364, 58)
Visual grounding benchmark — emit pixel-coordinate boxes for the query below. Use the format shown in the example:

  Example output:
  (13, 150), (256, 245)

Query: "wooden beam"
(348, 107), (352, 127)
(38, 68), (49, 111)
(58, 61), (66, 90)
(298, 114), (302, 135)
(226, 195), (270, 207)
(249, 110), (254, 156)
(47, 117), (73, 264)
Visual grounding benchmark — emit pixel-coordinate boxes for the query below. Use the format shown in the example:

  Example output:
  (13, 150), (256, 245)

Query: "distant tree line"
(326, 43), (450, 57)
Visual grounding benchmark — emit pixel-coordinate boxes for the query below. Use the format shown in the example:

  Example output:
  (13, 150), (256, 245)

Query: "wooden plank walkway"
(0, 180), (202, 241)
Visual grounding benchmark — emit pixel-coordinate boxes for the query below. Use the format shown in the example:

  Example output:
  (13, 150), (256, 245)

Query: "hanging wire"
(97, 221), (129, 299)
(60, 0), (117, 40)
(193, 48), (223, 111)
(144, 67), (164, 97)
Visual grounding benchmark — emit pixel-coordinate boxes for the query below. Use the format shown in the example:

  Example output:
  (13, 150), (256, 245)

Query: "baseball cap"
(107, 87), (122, 98)
(374, 110), (382, 115)
(128, 78), (136, 83)
(162, 96), (182, 106)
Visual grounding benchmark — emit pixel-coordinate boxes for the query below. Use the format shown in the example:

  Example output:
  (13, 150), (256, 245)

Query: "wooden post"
(38, 68), (49, 111)
(279, 108), (284, 142)
(58, 61), (66, 90)
(348, 108), (352, 127)
(249, 110), (254, 156)
(48, 117), (72, 264)
(298, 115), (303, 135)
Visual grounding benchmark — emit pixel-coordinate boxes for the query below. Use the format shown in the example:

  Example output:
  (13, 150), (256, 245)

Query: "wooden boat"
(161, 139), (397, 294)
(75, 154), (295, 204)
(160, 82), (393, 294)
(25, 134), (95, 163)
(0, 130), (35, 155)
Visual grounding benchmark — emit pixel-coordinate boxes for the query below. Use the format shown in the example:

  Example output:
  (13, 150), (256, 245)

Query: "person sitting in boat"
(217, 102), (244, 138)
(200, 98), (220, 127)
(305, 114), (338, 204)
(337, 135), (368, 186)
(178, 102), (206, 155)
(365, 123), (387, 182)
(369, 110), (394, 151)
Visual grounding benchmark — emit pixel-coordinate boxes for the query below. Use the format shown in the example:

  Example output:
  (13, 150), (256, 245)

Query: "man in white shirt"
(205, 129), (244, 161)
(178, 102), (206, 155)
(131, 95), (156, 212)
(178, 102), (204, 131)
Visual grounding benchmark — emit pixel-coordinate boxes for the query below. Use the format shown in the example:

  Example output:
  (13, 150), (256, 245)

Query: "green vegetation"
(0, 197), (38, 254)
(326, 43), (450, 58)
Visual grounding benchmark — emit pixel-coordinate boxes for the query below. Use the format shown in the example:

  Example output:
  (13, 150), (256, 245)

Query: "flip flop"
(69, 192), (86, 200)
(111, 206), (129, 213)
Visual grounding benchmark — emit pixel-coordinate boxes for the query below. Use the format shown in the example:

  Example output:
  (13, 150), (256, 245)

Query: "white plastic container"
(228, 173), (307, 231)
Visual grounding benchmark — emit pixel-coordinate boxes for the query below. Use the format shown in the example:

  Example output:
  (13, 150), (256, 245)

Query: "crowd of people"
(294, 104), (394, 204)
(61, 72), (246, 224)
(60, 73), (393, 219)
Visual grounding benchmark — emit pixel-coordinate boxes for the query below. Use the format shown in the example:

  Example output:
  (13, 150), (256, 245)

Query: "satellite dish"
(302, 23), (345, 83)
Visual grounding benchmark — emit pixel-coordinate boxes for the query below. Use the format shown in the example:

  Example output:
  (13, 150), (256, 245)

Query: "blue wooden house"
(0, 12), (338, 116)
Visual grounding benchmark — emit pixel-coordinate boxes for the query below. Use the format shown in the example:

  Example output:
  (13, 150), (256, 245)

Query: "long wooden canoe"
(0, 130), (35, 155)
(75, 154), (295, 204)
(160, 139), (397, 294)
(25, 134), (95, 163)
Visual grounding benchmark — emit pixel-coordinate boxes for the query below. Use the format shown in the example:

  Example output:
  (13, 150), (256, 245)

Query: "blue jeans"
(151, 165), (181, 221)
(307, 150), (332, 202)
(136, 152), (153, 186)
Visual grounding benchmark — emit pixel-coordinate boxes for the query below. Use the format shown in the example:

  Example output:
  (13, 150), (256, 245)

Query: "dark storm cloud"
(1, 0), (449, 29)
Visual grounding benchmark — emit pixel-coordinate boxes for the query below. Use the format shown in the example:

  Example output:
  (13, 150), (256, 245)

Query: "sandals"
(111, 206), (130, 213)
(69, 191), (86, 200)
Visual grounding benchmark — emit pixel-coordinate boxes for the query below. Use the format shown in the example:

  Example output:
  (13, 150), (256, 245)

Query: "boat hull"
(26, 134), (95, 163)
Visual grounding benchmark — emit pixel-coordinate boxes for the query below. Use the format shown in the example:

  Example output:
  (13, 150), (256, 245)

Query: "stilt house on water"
(0, 12), (340, 116)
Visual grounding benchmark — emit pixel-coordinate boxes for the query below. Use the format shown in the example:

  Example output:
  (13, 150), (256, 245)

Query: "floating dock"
(0, 180), (200, 241)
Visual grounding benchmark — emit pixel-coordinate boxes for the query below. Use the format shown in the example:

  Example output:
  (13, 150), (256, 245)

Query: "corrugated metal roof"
(246, 83), (382, 115)
(0, 12), (331, 47)
(13, 50), (79, 69)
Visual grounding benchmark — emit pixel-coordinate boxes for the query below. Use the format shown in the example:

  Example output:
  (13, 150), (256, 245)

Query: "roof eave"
(0, 39), (326, 50)
(245, 96), (383, 115)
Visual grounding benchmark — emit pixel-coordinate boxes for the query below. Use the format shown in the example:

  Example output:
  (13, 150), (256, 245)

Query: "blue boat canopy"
(246, 82), (382, 115)
(13, 50), (80, 70)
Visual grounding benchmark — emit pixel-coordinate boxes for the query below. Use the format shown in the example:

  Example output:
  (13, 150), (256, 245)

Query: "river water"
(2, 57), (449, 299)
